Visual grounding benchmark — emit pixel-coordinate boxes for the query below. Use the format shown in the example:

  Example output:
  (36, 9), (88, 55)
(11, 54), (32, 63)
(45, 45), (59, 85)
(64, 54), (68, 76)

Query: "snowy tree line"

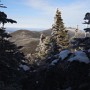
(0, 1), (90, 90)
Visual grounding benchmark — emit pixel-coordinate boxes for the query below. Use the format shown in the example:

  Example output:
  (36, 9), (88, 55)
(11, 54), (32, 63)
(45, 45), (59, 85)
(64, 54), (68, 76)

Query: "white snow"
(68, 51), (90, 64)
(4, 37), (9, 40)
(65, 87), (72, 90)
(19, 64), (30, 71)
(50, 59), (59, 65)
(36, 81), (39, 84)
(88, 49), (90, 53)
(21, 60), (26, 63)
(59, 50), (71, 60)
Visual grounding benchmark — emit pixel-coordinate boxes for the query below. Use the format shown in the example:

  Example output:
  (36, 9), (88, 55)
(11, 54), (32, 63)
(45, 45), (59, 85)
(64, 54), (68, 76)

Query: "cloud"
(25, 0), (55, 10)
(60, 0), (90, 29)
(23, 0), (90, 30)
(25, 0), (56, 16)
(5, 16), (52, 29)
(7, 0), (90, 30)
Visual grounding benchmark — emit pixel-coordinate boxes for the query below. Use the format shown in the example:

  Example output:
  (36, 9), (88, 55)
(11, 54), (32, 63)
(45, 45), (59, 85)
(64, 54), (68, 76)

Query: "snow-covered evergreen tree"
(35, 9), (69, 60)
(0, 2), (29, 89)
(36, 34), (54, 60)
(84, 12), (90, 36)
(51, 9), (69, 52)
(71, 12), (90, 51)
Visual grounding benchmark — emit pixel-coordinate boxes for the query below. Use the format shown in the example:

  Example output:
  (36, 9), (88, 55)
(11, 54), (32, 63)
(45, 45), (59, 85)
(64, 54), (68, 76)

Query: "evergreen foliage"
(51, 9), (69, 52)
(36, 9), (69, 60)
(0, 2), (28, 89)
(71, 12), (90, 51)
(36, 34), (54, 60)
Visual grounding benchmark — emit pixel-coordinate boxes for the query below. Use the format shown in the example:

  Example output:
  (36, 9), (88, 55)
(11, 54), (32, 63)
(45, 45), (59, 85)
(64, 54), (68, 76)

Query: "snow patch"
(59, 50), (71, 60)
(36, 81), (39, 84)
(19, 64), (30, 71)
(68, 51), (90, 64)
(88, 49), (90, 53)
(50, 59), (59, 65)
(21, 60), (26, 63)
(65, 87), (72, 90)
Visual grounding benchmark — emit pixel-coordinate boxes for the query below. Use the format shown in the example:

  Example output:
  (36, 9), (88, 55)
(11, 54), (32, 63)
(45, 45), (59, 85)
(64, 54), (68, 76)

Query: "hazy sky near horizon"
(1, 0), (90, 30)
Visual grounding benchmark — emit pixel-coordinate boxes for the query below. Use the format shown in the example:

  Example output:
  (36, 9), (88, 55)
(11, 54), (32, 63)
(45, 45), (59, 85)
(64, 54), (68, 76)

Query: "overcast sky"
(1, 0), (90, 30)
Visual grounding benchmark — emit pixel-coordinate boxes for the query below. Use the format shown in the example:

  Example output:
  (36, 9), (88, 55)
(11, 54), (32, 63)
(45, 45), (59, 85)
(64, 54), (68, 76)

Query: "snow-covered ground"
(68, 51), (90, 64)
(19, 64), (30, 71)
(50, 50), (90, 65)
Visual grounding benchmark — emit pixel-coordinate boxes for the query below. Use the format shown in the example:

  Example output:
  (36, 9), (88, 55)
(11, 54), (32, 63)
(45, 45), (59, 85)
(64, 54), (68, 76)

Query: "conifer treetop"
(52, 8), (65, 32)
(56, 8), (61, 16)
(51, 9), (69, 52)
(0, 0), (7, 8)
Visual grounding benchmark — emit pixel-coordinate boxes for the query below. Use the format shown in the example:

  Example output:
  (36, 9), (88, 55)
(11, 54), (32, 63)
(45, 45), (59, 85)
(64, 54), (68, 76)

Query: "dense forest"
(0, 1), (90, 90)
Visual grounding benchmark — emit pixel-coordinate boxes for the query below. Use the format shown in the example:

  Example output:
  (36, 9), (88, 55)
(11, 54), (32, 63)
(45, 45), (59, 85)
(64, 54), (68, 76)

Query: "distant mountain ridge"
(9, 28), (85, 55)
(6, 27), (48, 33)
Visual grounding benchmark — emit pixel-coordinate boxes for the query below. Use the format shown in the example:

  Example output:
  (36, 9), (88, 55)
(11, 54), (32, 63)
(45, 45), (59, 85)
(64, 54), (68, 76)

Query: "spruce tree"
(71, 12), (90, 51)
(84, 12), (90, 35)
(0, 2), (27, 89)
(36, 9), (69, 60)
(51, 9), (69, 53)
(35, 9), (69, 62)
(36, 34), (54, 60)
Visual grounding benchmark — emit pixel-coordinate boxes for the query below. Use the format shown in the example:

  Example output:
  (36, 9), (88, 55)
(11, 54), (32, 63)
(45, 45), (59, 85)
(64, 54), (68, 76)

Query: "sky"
(0, 0), (90, 30)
